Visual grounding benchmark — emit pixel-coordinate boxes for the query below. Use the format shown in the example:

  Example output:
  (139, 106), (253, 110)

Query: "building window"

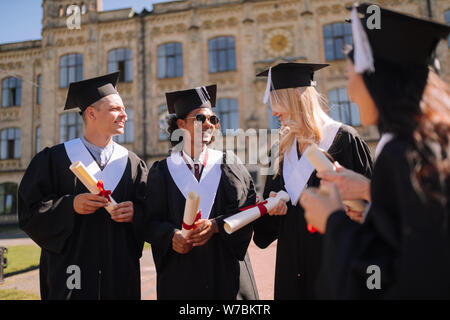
(108, 48), (133, 82)
(60, 112), (83, 143)
(2, 77), (22, 107)
(0, 183), (18, 216)
(328, 87), (361, 126)
(60, 53), (83, 88)
(158, 105), (169, 141)
(36, 126), (41, 154)
(113, 109), (134, 144)
(215, 98), (239, 134)
(445, 10), (450, 47)
(323, 23), (352, 61)
(208, 36), (236, 73)
(0, 128), (20, 160)
(36, 74), (42, 105)
(157, 42), (183, 79)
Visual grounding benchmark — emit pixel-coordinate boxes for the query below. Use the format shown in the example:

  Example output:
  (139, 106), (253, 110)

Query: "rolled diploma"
(69, 161), (117, 214)
(181, 191), (200, 238)
(224, 191), (290, 234)
(304, 144), (366, 212)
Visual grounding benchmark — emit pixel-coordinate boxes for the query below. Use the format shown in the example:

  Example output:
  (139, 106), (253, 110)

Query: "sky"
(0, 0), (171, 45)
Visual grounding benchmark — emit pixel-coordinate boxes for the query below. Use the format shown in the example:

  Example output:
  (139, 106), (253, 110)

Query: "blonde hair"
(271, 86), (334, 175)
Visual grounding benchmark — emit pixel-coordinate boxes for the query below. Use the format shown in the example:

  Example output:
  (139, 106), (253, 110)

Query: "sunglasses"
(186, 114), (220, 125)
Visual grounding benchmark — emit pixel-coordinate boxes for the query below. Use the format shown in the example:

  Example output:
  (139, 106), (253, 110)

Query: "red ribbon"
(182, 211), (202, 230)
(97, 180), (111, 202)
(307, 224), (318, 233)
(239, 200), (268, 217)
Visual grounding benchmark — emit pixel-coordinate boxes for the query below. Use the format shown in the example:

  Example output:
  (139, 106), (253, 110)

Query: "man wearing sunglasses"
(136, 84), (259, 299)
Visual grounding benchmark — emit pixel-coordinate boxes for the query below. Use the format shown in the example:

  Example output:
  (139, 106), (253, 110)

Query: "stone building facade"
(0, 0), (449, 222)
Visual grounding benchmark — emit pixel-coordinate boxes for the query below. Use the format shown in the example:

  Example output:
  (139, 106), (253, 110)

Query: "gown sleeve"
(136, 160), (178, 271)
(129, 154), (149, 255)
(329, 126), (373, 179)
(18, 147), (76, 254)
(214, 151), (257, 261)
(316, 139), (450, 299)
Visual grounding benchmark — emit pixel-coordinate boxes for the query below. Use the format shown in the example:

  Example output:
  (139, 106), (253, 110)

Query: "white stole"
(167, 148), (223, 219)
(64, 138), (129, 194)
(283, 120), (342, 205)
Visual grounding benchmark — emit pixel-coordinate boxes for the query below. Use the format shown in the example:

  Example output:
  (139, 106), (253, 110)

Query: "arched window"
(157, 42), (183, 79)
(81, 3), (87, 15)
(208, 36), (236, 73)
(0, 128), (20, 159)
(2, 77), (22, 107)
(60, 53), (83, 88)
(108, 48), (133, 82)
(328, 87), (361, 126)
(0, 183), (18, 216)
(323, 22), (352, 61)
(158, 105), (168, 141)
(113, 109), (134, 144)
(59, 112), (83, 143)
(215, 98), (239, 134)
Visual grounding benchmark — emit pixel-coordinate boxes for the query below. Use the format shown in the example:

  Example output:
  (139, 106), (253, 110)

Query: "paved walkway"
(0, 231), (277, 300)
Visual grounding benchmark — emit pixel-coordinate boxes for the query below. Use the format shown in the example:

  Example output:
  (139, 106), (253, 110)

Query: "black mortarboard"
(256, 63), (329, 90)
(64, 72), (120, 112)
(165, 85), (217, 119)
(347, 3), (450, 72)
(256, 63), (329, 104)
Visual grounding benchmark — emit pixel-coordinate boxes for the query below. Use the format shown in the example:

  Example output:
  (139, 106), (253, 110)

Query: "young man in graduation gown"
(137, 85), (259, 299)
(252, 63), (374, 299)
(18, 72), (148, 300)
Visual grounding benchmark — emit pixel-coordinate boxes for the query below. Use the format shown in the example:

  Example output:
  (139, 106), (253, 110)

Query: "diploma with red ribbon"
(223, 191), (290, 234)
(181, 191), (201, 238)
(69, 161), (118, 214)
(304, 144), (367, 233)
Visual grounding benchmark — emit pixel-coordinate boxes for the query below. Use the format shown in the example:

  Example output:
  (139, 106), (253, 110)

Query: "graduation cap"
(64, 72), (120, 112)
(256, 63), (329, 104)
(165, 85), (217, 119)
(348, 2), (450, 74)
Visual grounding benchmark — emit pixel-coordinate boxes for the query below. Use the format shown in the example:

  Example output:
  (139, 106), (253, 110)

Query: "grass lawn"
(3, 245), (41, 277)
(0, 288), (39, 300)
(144, 242), (151, 250)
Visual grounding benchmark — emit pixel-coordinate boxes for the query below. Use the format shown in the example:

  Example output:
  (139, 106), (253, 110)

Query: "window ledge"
(0, 159), (20, 170)
(0, 107), (21, 121)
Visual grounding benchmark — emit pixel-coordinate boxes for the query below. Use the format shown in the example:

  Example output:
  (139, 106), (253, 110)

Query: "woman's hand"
(267, 191), (288, 216)
(300, 183), (345, 234)
(317, 161), (371, 202)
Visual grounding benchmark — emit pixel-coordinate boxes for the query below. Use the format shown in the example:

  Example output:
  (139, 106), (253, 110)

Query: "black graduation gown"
(316, 137), (450, 299)
(137, 151), (259, 300)
(18, 143), (148, 300)
(253, 125), (373, 299)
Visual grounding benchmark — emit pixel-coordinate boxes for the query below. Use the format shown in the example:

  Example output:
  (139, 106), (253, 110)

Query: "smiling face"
(270, 93), (289, 126)
(85, 94), (128, 136)
(177, 107), (217, 150)
(346, 59), (379, 126)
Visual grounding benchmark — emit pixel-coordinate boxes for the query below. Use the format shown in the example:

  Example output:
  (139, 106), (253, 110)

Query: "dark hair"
(362, 60), (449, 204)
(167, 114), (182, 147)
